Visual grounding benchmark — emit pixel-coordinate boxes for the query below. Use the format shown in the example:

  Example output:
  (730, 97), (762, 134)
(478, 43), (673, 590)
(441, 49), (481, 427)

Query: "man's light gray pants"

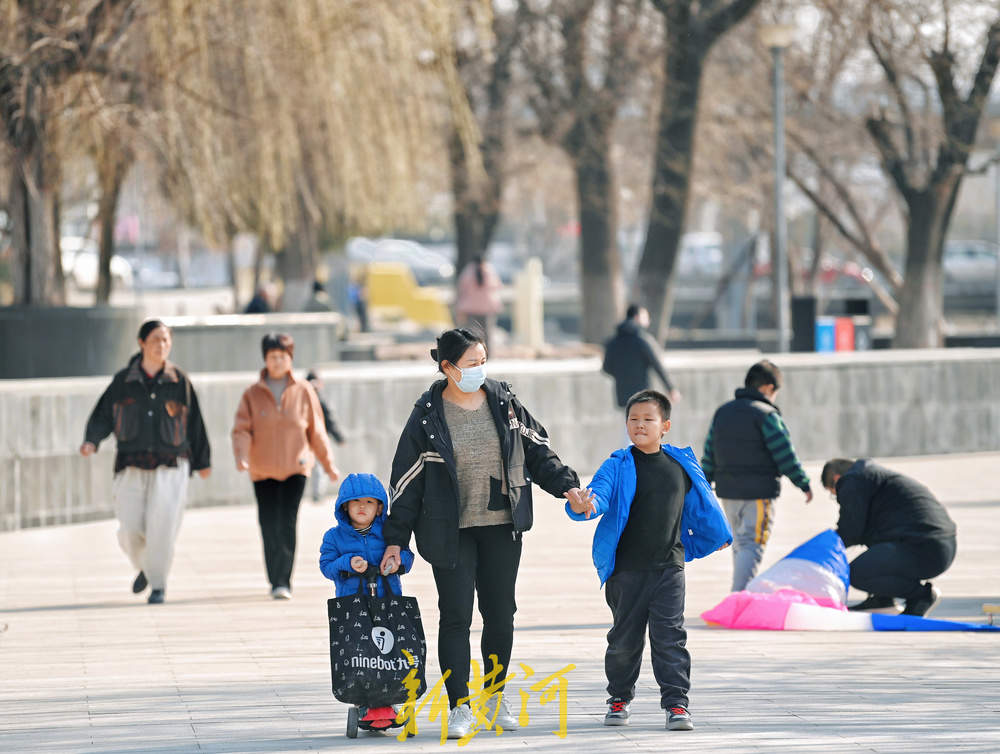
(112, 461), (190, 590)
(721, 498), (775, 592)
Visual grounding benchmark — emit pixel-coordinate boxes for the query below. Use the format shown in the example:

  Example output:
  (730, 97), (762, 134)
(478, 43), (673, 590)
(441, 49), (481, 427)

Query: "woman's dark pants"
(432, 524), (522, 707)
(253, 475), (307, 590)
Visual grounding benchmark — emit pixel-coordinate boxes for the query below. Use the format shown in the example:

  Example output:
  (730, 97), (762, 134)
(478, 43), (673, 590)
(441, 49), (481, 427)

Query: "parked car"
(346, 237), (455, 286)
(943, 240), (998, 297)
(60, 236), (134, 291)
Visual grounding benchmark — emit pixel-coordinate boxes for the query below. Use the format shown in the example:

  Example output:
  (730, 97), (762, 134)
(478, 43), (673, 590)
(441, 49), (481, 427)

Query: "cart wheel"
(346, 706), (359, 738)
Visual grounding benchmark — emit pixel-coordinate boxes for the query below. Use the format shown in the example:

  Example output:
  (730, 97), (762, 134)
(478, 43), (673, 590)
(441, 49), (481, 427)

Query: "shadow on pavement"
(0, 592), (273, 615)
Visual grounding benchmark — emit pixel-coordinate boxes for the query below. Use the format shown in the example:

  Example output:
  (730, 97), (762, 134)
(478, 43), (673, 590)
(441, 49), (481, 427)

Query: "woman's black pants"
(253, 475), (306, 590)
(431, 524), (522, 707)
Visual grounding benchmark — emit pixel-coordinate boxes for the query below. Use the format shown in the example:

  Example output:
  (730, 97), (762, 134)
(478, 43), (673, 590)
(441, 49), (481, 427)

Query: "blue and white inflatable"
(702, 529), (999, 632)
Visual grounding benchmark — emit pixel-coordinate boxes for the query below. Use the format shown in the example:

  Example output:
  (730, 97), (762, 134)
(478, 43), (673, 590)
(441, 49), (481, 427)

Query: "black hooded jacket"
(382, 377), (580, 569)
(602, 319), (674, 407)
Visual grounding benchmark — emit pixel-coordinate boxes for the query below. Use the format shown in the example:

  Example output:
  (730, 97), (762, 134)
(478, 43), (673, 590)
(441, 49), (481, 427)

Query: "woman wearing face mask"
(380, 327), (592, 739)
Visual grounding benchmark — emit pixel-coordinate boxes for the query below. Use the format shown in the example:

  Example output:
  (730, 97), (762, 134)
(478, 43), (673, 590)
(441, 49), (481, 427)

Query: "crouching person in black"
(822, 458), (956, 617)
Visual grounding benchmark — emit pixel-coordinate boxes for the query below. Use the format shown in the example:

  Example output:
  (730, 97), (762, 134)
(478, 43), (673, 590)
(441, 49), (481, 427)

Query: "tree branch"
(867, 31), (914, 164)
(865, 113), (913, 201)
(966, 19), (1000, 113)
(703, 0), (763, 42)
(788, 170), (900, 313)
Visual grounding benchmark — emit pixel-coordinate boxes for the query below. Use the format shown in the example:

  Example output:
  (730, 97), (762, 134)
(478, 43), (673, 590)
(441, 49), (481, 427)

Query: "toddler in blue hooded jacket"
(319, 473), (414, 596)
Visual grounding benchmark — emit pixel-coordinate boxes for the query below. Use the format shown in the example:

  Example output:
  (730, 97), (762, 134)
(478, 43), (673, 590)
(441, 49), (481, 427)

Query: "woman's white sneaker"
(447, 704), (475, 739)
(485, 694), (519, 730)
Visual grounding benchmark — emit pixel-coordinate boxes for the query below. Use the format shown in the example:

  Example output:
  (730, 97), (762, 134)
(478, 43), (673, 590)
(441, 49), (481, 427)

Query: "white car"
(346, 237), (456, 286)
(61, 236), (134, 291)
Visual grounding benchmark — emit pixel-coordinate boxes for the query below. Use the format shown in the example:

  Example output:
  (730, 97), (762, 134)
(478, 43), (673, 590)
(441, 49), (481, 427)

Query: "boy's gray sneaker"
(271, 586), (292, 600)
(604, 698), (630, 726)
(667, 706), (694, 731)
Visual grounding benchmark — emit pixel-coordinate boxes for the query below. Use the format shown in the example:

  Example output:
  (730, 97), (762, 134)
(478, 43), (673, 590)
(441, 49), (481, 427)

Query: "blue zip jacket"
(566, 444), (733, 586)
(319, 502), (415, 597)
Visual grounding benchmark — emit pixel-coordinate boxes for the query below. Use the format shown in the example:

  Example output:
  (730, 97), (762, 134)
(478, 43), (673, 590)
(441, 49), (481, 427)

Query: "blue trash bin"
(815, 317), (836, 352)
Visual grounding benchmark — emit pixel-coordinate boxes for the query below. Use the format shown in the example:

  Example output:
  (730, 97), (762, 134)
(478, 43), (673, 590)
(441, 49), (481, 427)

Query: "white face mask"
(452, 363), (486, 393)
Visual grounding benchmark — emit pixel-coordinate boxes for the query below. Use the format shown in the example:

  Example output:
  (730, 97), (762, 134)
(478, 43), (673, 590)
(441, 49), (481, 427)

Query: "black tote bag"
(328, 577), (427, 707)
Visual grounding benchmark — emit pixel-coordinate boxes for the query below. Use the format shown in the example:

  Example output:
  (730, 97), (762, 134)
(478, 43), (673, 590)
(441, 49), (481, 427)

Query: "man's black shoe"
(902, 584), (941, 617)
(132, 571), (148, 593)
(147, 589), (165, 604)
(847, 594), (897, 612)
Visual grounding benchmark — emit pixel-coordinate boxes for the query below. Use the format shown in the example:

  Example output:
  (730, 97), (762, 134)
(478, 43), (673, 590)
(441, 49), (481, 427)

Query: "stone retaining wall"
(2, 349), (998, 531)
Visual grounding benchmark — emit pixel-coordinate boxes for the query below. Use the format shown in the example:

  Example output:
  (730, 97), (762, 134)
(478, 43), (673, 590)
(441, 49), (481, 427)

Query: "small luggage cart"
(330, 567), (418, 739)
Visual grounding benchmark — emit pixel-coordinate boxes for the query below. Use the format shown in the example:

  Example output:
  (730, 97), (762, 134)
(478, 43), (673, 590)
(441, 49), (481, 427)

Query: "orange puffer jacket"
(232, 370), (335, 482)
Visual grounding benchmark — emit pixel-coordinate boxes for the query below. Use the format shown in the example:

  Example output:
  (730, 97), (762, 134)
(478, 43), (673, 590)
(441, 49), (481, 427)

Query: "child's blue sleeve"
(319, 528), (360, 581)
(399, 548), (415, 574)
(565, 457), (615, 521)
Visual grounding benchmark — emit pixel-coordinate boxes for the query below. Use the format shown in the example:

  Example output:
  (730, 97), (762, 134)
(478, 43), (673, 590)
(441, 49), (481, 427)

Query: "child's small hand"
(350, 556), (368, 573)
(565, 487), (597, 519)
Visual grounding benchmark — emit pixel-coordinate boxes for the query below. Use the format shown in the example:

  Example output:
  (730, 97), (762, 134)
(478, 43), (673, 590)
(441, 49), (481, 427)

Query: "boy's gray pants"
(721, 498), (775, 592)
(112, 460), (190, 590)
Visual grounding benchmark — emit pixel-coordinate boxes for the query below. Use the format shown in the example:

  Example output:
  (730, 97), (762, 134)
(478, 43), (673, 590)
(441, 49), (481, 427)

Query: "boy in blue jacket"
(567, 389), (731, 732)
(319, 473), (414, 596)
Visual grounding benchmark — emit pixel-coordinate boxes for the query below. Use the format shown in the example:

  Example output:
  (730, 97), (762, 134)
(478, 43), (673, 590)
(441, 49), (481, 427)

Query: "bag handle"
(355, 565), (399, 598)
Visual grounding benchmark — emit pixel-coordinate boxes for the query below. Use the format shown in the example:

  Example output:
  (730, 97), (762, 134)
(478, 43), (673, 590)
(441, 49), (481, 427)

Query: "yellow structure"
(365, 262), (453, 328)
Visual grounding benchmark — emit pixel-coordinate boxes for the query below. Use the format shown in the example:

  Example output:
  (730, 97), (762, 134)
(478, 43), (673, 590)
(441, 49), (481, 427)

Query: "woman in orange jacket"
(232, 333), (341, 599)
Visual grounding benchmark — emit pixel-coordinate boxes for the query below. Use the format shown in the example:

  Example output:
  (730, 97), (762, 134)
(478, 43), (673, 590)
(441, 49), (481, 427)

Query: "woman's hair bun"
(430, 348), (439, 362)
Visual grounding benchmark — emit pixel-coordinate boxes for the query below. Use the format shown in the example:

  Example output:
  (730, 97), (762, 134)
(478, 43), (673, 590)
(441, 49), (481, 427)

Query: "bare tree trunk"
(637, 42), (703, 338)
(9, 145), (61, 305)
(893, 187), (956, 348)
(52, 190), (65, 297)
(450, 129), (489, 276)
(569, 127), (624, 344)
(449, 126), (502, 282)
(252, 237), (266, 294)
(808, 209), (824, 297)
(276, 199), (319, 312)
(95, 149), (131, 304)
(227, 233), (241, 312)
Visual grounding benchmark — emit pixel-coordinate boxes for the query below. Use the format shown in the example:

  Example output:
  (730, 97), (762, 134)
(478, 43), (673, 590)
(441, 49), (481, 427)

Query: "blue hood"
(335, 472), (388, 515)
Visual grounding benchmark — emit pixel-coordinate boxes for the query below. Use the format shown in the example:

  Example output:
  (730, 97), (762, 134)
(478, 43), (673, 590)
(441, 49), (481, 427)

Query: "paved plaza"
(1, 453), (999, 753)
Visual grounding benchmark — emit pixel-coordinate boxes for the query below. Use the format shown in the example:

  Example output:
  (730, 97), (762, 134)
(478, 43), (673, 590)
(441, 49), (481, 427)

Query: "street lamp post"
(760, 24), (796, 353)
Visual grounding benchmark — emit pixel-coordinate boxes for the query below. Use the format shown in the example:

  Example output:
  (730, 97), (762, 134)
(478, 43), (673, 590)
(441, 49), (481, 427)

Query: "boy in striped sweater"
(700, 360), (812, 591)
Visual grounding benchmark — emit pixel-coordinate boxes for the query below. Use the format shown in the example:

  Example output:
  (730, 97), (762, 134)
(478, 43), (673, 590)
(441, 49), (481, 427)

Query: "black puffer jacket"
(835, 460), (956, 547)
(84, 354), (211, 472)
(602, 319), (674, 407)
(382, 378), (580, 569)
